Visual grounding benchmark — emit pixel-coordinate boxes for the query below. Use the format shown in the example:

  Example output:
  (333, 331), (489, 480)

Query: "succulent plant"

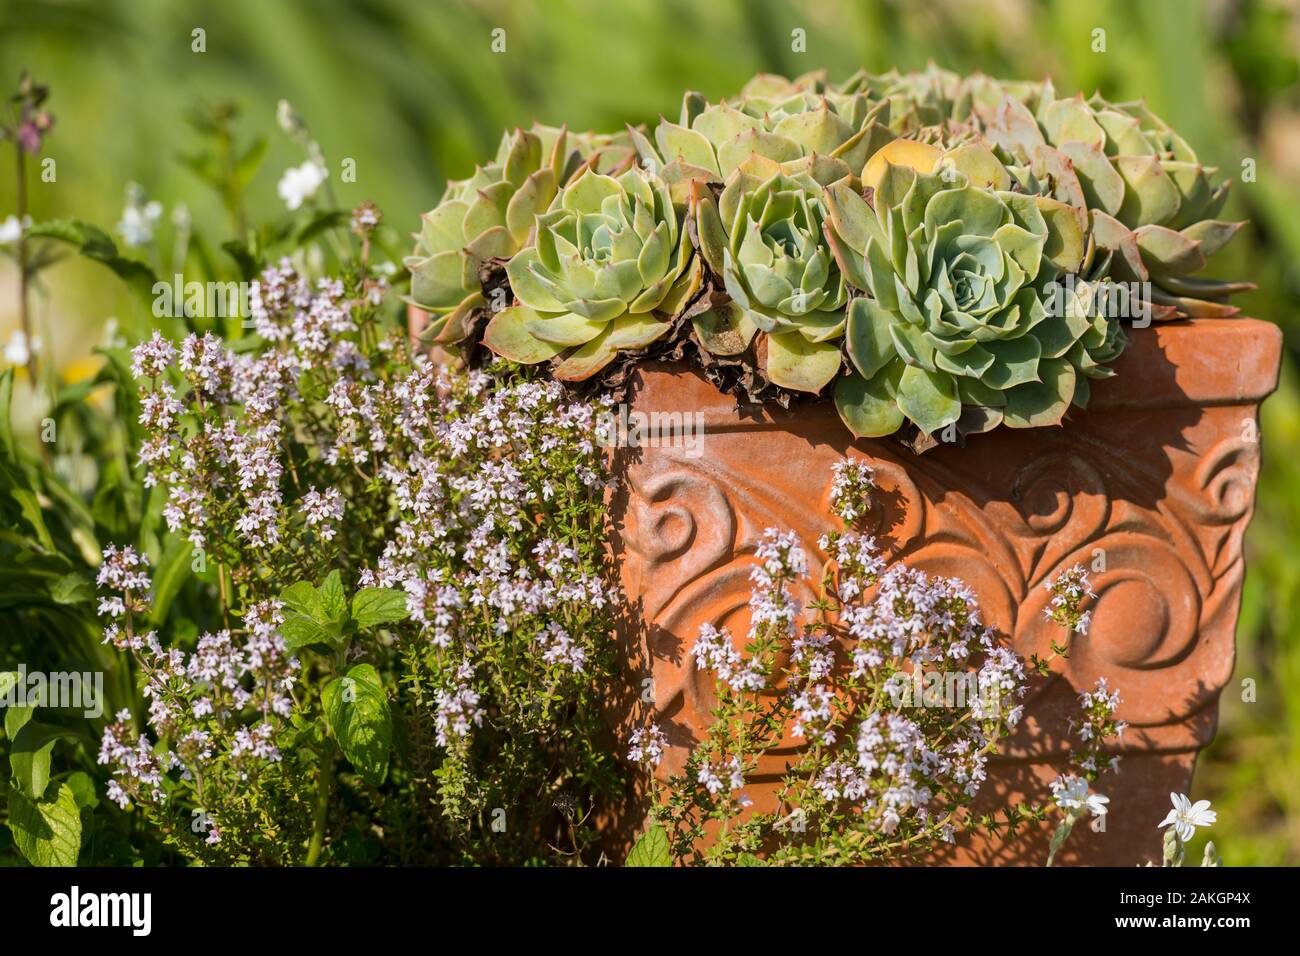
(975, 81), (1250, 316)
(693, 156), (849, 393)
(405, 124), (644, 348)
(405, 126), (579, 345)
(824, 158), (1124, 437)
(482, 165), (700, 380)
(409, 68), (1252, 449)
(627, 76), (895, 194)
(837, 64), (968, 131)
(833, 65), (1028, 133)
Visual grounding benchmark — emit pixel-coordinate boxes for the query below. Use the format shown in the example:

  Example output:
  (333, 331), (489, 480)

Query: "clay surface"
(609, 319), (1282, 865)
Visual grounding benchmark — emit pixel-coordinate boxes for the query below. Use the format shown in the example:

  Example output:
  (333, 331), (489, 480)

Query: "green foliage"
(1, 0), (1297, 866)
(8, 782), (81, 867)
(625, 822), (672, 867)
(9, 721), (77, 800)
(25, 219), (160, 305)
(323, 664), (392, 788)
(279, 574), (409, 651)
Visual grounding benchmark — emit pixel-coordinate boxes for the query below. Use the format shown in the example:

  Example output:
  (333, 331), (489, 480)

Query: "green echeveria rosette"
(405, 126), (573, 346)
(976, 81), (1251, 316)
(482, 165), (700, 381)
(404, 68), (1251, 447)
(627, 74), (897, 197)
(405, 125), (641, 348)
(824, 163), (1125, 438)
(693, 159), (849, 394)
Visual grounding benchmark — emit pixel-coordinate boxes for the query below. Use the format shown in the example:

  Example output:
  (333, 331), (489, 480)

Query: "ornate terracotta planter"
(609, 318), (1282, 865)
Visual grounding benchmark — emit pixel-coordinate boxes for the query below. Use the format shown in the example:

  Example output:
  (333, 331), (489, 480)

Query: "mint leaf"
(9, 722), (76, 799)
(279, 580), (321, 619)
(280, 615), (336, 651)
(322, 664), (391, 787)
(66, 772), (99, 810)
(350, 588), (409, 629)
(278, 579), (341, 650)
(8, 782), (82, 867)
(318, 570), (348, 624)
(625, 822), (672, 867)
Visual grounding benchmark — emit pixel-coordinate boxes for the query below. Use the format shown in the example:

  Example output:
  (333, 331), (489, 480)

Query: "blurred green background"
(1, 0), (1297, 863)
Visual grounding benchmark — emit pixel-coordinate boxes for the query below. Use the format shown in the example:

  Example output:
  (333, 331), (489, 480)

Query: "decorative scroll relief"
(616, 420), (1259, 776)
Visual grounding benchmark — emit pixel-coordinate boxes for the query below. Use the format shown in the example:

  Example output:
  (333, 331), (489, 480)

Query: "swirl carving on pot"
(621, 459), (738, 627)
(1006, 454), (1111, 584)
(614, 364), (1271, 773)
(618, 449), (837, 769)
(1196, 435), (1261, 526)
(608, 320), (1280, 863)
(1017, 534), (1212, 727)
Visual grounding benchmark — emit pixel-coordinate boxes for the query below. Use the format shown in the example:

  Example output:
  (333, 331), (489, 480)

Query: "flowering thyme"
(1031, 564), (1096, 676)
(639, 459), (1029, 865)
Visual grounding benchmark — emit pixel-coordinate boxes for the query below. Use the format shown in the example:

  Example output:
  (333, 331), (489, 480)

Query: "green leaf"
(322, 664), (391, 787)
(66, 772), (99, 810)
(279, 580), (321, 619)
(235, 136), (268, 191)
(49, 572), (95, 605)
(280, 615), (336, 652)
(318, 570), (348, 624)
(845, 297), (897, 379)
(148, 536), (193, 625)
(3, 676), (34, 741)
(26, 219), (160, 304)
(896, 365), (961, 435)
(8, 782), (82, 867)
(9, 722), (76, 800)
(482, 306), (567, 365)
(0, 370), (14, 463)
(625, 821), (672, 867)
(834, 365), (905, 438)
(1046, 815), (1077, 867)
(279, 576), (350, 650)
(1004, 357), (1076, 428)
(764, 330), (842, 394)
(350, 588), (410, 629)
(10, 489), (54, 551)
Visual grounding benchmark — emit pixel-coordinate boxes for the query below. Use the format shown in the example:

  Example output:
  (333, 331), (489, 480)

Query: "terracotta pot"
(609, 318), (1283, 865)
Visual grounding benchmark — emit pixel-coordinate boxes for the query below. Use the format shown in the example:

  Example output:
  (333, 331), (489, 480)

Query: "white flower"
(277, 160), (327, 210)
(277, 99), (308, 139)
(4, 329), (40, 367)
(1051, 774), (1109, 818)
(299, 485), (344, 541)
(1158, 792), (1216, 842)
(627, 725), (668, 767)
(117, 194), (163, 248)
(0, 214), (31, 244)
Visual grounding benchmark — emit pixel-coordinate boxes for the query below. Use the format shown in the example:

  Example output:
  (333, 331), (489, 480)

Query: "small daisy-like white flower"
(0, 214), (32, 244)
(277, 160), (327, 210)
(1051, 774), (1109, 819)
(1158, 792), (1216, 842)
(3, 329), (39, 367)
(117, 201), (162, 247)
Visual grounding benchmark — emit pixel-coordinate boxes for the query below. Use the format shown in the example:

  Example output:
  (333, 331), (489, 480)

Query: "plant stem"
(14, 145), (35, 380)
(217, 561), (232, 630)
(305, 747), (333, 866)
